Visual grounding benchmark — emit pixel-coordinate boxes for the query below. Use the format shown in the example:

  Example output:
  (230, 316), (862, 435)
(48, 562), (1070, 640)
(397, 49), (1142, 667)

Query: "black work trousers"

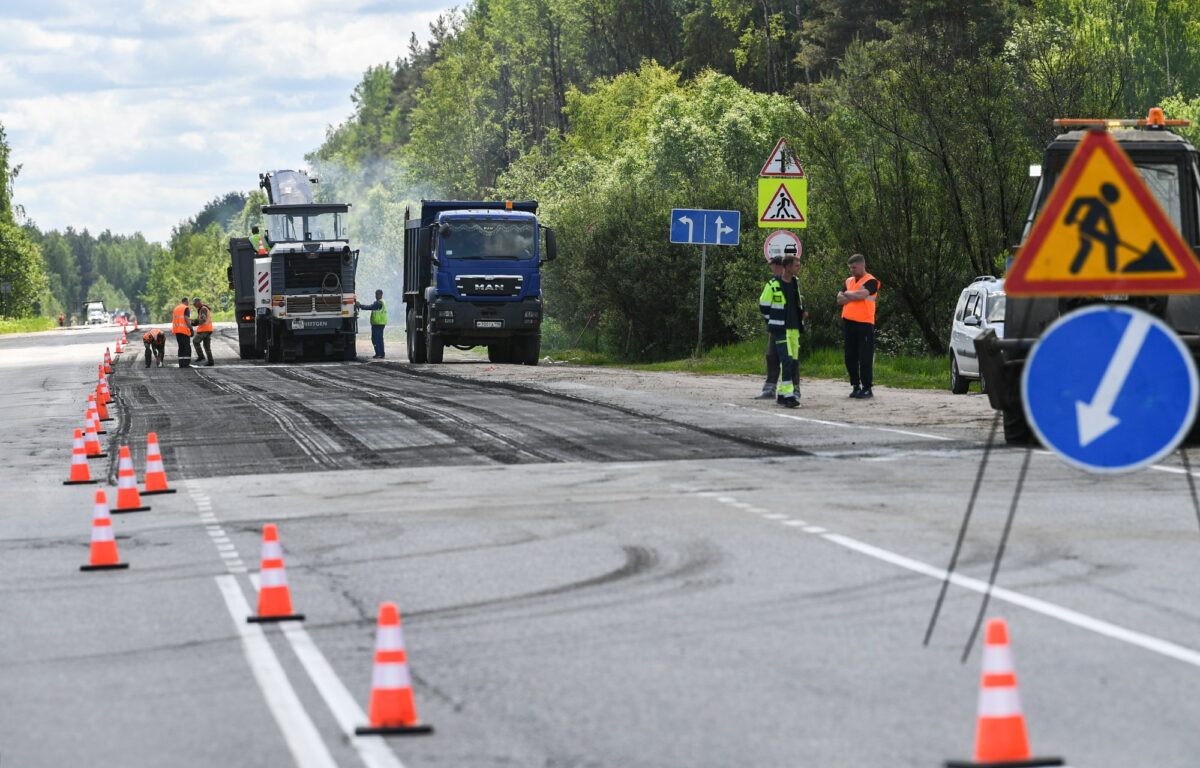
(144, 339), (165, 367)
(194, 331), (212, 364)
(762, 334), (798, 394)
(175, 333), (192, 367)
(843, 319), (875, 389)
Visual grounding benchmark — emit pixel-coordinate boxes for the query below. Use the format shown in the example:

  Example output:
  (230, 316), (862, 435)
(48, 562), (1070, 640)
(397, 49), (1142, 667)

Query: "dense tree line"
(310, 0), (1200, 358)
(4, 0), (1200, 355)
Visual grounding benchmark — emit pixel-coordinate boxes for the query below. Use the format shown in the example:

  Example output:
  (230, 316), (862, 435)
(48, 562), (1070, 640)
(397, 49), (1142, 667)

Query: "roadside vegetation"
(0, 316), (55, 335)
(1, 0), (1199, 378)
(544, 339), (947, 390)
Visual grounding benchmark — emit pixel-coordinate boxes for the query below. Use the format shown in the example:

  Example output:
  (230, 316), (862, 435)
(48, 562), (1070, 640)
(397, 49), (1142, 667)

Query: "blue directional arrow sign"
(670, 209), (741, 246)
(1023, 305), (1199, 473)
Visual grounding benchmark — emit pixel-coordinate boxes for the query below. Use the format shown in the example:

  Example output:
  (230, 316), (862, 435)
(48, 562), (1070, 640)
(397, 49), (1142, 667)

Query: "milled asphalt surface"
(3, 324), (1200, 767)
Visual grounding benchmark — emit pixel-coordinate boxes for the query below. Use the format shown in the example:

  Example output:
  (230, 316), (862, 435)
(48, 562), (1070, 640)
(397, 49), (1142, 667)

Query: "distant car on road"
(949, 276), (1005, 394)
(84, 301), (107, 326)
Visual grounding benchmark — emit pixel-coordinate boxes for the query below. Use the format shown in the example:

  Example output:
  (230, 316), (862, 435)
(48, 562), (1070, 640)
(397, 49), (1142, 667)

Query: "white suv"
(949, 277), (1005, 394)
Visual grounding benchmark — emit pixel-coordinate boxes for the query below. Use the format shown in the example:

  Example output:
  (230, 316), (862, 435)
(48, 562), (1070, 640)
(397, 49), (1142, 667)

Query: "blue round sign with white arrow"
(1023, 305), (1199, 473)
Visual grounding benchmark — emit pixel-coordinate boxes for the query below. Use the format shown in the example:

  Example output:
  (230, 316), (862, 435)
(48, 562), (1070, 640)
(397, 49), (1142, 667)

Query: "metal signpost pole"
(697, 244), (706, 357)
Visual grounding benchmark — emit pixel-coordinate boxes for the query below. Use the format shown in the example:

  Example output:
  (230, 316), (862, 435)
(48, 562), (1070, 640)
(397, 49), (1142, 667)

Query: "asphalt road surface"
(4, 324), (1200, 767)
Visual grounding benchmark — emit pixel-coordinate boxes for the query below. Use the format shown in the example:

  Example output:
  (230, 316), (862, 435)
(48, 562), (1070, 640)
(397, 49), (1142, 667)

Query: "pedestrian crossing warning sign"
(1007, 129), (1200, 296)
(757, 178), (807, 228)
(760, 138), (805, 177)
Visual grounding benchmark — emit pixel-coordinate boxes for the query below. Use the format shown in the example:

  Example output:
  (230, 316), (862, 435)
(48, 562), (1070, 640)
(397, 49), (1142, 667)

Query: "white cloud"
(0, 0), (450, 242)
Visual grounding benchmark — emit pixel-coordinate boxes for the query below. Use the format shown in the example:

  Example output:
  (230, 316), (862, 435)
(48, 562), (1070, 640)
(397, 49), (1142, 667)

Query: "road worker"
(837, 253), (880, 398)
(143, 327), (166, 368)
(760, 254), (805, 408)
(250, 225), (268, 255)
(356, 288), (387, 359)
(192, 297), (214, 367)
(756, 256), (787, 399)
(171, 296), (192, 367)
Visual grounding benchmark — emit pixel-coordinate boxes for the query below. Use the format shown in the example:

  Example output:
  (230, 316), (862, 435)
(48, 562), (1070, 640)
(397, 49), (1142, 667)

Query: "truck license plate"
(291, 319), (305, 329)
(475, 320), (503, 329)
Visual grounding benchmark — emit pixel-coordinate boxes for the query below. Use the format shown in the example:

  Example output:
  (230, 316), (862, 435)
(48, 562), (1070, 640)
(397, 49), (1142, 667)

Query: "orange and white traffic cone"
(99, 375), (113, 406)
(63, 428), (98, 485)
(945, 619), (1063, 768)
(141, 432), (176, 495)
(83, 419), (106, 458)
(80, 490), (129, 572)
(247, 524), (304, 623)
(103, 347), (112, 374)
(112, 445), (151, 514)
(354, 602), (434, 736)
(93, 384), (112, 421)
(87, 396), (107, 434)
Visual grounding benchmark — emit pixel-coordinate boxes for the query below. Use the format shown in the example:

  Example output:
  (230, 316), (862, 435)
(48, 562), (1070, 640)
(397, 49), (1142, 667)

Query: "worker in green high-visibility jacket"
(249, 226), (268, 254)
(356, 288), (387, 359)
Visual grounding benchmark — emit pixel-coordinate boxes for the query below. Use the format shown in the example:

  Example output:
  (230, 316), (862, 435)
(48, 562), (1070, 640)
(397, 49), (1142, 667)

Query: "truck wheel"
(488, 342), (511, 363)
(239, 341), (257, 360)
(950, 354), (970, 394)
(342, 340), (357, 361)
(426, 328), (444, 364)
(407, 309), (426, 363)
(519, 335), (540, 366)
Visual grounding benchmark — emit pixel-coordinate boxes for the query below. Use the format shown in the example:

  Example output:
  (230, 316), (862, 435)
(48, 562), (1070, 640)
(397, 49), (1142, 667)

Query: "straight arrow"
(1075, 311), (1152, 447)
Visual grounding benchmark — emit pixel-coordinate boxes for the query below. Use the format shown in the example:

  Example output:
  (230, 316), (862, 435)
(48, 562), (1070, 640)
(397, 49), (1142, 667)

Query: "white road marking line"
(782, 520), (807, 527)
(763, 513), (788, 520)
(722, 401), (954, 441)
(246, 574), (409, 768)
(803, 526), (827, 534)
(213, 575), (339, 768)
(822, 532), (1200, 669)
(716, 496), (735, 504)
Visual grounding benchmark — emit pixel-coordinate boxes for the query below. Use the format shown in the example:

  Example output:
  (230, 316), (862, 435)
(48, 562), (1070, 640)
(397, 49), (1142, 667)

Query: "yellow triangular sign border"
(1007, 130), (1200, 296)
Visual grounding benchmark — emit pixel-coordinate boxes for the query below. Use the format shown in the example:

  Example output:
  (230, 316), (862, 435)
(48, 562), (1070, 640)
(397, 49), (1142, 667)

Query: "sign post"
(670, 208), (741, 355)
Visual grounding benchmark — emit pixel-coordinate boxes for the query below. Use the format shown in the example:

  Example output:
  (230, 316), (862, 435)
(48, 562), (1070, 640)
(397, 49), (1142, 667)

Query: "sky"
(0, 0), (449, 243)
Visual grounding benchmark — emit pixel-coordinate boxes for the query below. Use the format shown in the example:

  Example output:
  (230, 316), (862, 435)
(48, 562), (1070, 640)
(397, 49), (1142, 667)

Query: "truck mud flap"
(974, 329), (1016, 412)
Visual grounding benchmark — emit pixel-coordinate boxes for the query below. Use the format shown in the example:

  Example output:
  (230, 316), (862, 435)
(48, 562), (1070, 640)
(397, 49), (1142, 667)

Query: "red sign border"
(1006, 129), (1200, 296)
(759, 137), (805, 178)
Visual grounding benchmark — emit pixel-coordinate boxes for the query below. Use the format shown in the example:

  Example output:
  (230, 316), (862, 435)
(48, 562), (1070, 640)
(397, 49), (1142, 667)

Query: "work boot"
(859, 388), (874, 399)
(849, 386), (862, 399)
(780, 396), (800, 409)
(755, 390), (775, 400)
(205, 361), (214, 367)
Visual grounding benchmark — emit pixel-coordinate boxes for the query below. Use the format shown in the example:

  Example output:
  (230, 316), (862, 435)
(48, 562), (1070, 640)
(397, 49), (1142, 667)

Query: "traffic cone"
(87, 395), (108, 431)
(112, 445), (151, 514)
(115, 339), (123, 354)
(945, 619), (1064, 768)
(99, 375), (113, 406)
(63, 428), (98, 485)
(80, 490), (129, 572)
(355, 602), (434, 735)
(103, 348), (112, 374)
(247, 524), (304, 623)
(93, 384), (112, 421)
(83, 419), (106, 458)
(141, 432), (176, 495)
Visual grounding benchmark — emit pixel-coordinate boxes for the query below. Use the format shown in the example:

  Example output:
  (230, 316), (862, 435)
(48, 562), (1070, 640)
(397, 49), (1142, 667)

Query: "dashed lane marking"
(701, 491), (1200, 670)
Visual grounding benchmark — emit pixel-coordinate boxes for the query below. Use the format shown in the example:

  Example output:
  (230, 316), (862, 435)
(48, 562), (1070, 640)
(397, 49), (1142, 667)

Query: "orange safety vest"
(196, 304), (214, 333)
(841, 272), (879, 324)
(143, 328), (163, 343)
(171, 302), (192, 336)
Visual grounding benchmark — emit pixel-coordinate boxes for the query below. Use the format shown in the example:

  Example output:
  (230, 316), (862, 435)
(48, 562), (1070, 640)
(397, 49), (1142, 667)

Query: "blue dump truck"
(403, 200), (556, 364)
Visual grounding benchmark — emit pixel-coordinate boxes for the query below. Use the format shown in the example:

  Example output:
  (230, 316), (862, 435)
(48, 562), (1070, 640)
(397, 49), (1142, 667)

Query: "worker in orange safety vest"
(192, 297), (215, 367)
(837, 253), (880, 399)
(171, 297), (193, 368)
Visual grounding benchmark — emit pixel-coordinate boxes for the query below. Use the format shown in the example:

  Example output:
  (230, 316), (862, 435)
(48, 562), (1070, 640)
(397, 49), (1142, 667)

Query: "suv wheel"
(950, 354), (970, 394)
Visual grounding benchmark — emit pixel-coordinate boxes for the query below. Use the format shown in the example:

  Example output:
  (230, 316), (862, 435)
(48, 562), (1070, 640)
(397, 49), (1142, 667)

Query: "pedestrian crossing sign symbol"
(757, 178), (807, 228)
(1006, 129), (1200, 296)
(759, 138), (805, 177)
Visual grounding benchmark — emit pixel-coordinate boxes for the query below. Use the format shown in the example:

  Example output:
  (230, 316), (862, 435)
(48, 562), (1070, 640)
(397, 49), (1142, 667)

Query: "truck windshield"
(443, 220), (535, 260)
(269, 211), (347, 242)
(1137, 163), (1181, 232)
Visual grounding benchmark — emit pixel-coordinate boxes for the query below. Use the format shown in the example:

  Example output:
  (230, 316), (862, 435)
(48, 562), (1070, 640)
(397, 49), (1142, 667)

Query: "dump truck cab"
(978, 108), (1200, 443)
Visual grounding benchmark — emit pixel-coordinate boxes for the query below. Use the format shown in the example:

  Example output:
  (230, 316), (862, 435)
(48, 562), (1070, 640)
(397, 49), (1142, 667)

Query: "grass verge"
(544, 338), (948, 390)
(0, 317), (57, 334)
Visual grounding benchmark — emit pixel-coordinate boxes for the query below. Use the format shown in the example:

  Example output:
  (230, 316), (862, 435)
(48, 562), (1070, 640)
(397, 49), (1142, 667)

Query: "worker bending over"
(143, 328), (166, 368)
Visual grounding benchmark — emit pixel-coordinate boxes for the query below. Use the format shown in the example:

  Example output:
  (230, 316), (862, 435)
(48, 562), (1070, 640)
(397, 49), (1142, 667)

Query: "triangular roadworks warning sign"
(760, 182), (805, 223)
(1007, 129), (1200, 296)
(760, 138), (805, 177)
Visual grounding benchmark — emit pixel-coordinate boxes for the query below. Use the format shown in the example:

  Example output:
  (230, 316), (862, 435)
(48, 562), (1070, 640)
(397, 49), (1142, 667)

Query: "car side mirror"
(964, 316), (981, 327)
(543, 228), (557, 263)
